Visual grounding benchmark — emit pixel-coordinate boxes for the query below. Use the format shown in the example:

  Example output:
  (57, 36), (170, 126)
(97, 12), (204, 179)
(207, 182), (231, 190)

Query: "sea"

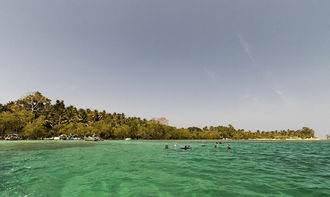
(0, 140), (329, 197)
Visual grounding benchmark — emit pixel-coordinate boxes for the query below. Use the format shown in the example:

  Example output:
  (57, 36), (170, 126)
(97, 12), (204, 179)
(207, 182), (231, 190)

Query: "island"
(0, 92), (315, 140)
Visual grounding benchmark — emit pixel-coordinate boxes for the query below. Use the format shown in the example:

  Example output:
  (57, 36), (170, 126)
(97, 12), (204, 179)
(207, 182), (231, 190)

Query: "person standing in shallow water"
(227, 144), (231, 150)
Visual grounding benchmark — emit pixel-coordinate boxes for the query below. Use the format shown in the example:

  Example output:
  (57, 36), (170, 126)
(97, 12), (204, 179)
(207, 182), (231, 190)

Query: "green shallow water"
(1, 140), (330, 197)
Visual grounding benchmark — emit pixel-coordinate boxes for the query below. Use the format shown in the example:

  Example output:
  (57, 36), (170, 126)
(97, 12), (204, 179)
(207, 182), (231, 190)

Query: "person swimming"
(174, 144), (177, 149)
(227, 144), (231, 150)
(181, 145), (191, 150)
(165, 144), (169, 149)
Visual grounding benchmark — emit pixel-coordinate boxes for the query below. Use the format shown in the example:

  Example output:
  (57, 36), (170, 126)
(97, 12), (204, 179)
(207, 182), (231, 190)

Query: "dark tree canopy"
(0, 92), (316, 140)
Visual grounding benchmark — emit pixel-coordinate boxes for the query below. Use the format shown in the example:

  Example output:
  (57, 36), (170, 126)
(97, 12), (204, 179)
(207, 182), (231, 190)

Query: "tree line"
(0, 92), (315, 140)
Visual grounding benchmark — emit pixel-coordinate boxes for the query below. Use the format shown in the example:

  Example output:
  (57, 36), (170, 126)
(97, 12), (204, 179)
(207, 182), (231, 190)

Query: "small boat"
(4, 134), (21, 140)
(85, 138), (96, 141)
(68, 134), (79, 140)
(59, 134), (67, 140)
(84, 134), (101, 141)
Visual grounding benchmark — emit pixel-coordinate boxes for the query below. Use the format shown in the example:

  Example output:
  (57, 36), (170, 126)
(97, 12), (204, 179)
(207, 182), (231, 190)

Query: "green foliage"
(0, 92), (316, 140)
(23, 115), (47, 139)
(0, 110), (33, 136)
(188, 127), (203, 132)
(16, 92), (51, 114)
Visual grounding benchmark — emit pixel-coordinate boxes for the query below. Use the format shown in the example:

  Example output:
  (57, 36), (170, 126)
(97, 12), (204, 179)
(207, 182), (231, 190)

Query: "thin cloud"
(237, 33), (257, 67)
(274, 90), (298, 108)
(241, 88), (259, 103)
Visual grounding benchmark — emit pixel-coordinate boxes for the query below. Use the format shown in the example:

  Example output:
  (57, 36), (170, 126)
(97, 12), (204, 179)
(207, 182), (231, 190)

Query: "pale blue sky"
(1, 0), (330, 137)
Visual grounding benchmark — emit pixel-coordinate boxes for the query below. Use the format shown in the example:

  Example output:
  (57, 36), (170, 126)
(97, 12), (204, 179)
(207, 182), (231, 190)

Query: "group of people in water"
(165, 142), (231, 150)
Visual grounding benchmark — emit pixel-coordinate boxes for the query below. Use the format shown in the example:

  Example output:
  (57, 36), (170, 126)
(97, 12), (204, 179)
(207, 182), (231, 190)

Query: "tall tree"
(16, 92), (51, 113)
(48, 100), (66, 135)
(23, 115), (47, 139)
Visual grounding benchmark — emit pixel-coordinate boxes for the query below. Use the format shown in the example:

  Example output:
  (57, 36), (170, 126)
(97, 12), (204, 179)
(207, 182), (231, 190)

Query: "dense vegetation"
(0, 92), (315, 140)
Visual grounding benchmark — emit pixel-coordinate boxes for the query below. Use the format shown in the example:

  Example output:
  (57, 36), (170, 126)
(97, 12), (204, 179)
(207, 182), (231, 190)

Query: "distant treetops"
(0, 92), (315, 140)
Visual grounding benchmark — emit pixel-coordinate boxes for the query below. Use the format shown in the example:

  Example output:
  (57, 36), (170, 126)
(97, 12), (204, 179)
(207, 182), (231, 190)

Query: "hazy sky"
(1, 0), (330, 137)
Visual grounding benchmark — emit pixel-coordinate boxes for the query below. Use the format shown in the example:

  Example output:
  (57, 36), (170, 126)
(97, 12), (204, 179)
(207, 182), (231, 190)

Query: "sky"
(0, 0), (330, 137)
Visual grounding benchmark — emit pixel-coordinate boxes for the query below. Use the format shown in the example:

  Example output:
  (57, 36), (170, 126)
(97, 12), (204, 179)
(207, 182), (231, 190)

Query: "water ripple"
(0, 140), (330, 196)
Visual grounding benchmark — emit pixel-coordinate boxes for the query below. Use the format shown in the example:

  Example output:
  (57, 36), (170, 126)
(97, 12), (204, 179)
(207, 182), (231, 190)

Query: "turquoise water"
(1, 140), (330, 197)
